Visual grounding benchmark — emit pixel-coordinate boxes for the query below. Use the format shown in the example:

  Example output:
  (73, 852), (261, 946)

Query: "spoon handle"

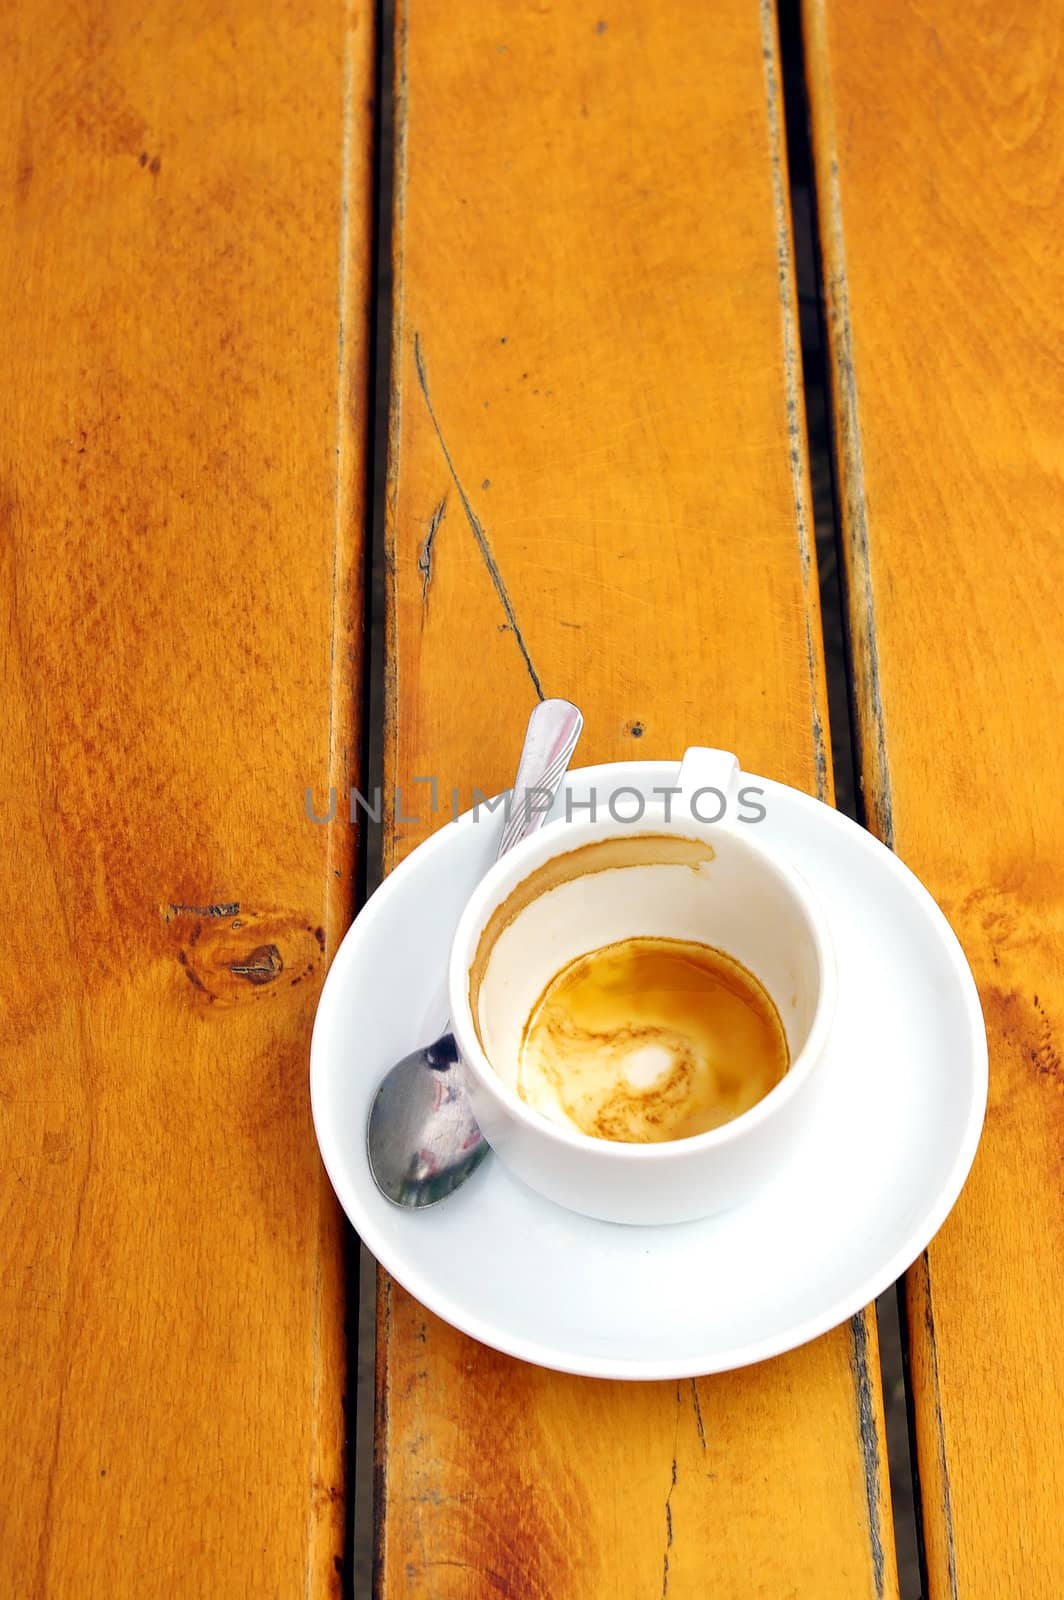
(496, 698), (583, 859)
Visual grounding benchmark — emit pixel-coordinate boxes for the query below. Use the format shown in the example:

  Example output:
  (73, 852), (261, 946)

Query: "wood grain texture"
(804, 2), (1064, 1595)
(0, 1), (373, 1593)
(378, 2), (898, 1596)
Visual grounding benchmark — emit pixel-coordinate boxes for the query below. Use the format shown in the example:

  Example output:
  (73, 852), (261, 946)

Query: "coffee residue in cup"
(519, 936), (788, 1142)
(468, 833), (716, 1052)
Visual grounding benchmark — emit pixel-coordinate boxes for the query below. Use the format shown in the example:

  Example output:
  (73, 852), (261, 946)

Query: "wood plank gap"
(759, 0), (830, 806)
(798, 0), (894, 848)
(352, 0), (397, 1594)
(778, 6), (921, 1592)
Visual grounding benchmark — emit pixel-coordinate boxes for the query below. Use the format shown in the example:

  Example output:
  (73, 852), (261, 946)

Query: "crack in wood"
(918, 1251), (960, 1600)
(166, 901), (240, 921)
(418, 494), (447, 601)
(413, 333), (544, 700)
(850, 1311), (887, 1599)
(689, 1379), (708, 1452)
(661, 1455), (677, 1599)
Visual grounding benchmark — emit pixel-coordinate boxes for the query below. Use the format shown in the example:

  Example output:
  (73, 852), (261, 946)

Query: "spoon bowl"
(365, 699), (583, 1207)
(366, 1034), (489, 1206)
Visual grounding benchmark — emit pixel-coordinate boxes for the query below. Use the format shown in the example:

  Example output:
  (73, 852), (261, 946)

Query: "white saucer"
(310, 761), (987, 1379)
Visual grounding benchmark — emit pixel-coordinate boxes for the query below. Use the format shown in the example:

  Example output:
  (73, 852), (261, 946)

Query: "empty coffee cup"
(448, 749), (837, 1224)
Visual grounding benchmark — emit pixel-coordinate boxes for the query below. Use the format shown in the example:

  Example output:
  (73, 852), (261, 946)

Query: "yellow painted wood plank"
(0, 0), (375, 1592)
(804, 1), (1064, 1594)
(377, 2), (899, 1596)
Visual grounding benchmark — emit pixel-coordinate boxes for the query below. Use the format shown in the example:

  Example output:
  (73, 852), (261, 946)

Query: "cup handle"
(676, 747), (741, 825)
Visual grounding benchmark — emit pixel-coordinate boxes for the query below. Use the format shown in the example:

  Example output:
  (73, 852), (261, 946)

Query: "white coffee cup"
(447, 748), (837, 1224)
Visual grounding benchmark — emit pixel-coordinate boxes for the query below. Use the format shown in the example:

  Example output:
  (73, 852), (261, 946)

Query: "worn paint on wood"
(805, 1), (1064, 1594)
(0, 0), (374, 1592)
(377, 2), (899, 1596)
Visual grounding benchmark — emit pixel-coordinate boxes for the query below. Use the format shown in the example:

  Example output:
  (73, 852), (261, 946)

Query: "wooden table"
(2, 1), (1060, 1595)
